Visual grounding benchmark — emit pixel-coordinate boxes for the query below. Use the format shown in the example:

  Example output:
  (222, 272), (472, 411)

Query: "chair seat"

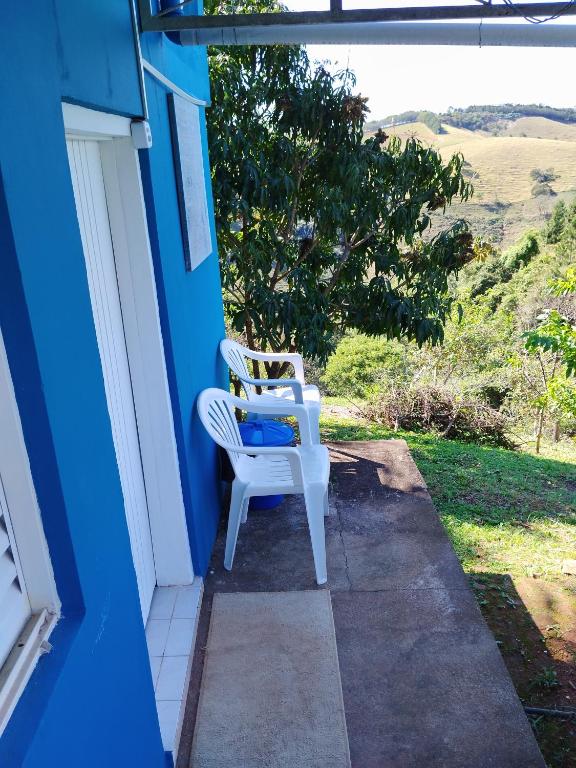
(255, 384), (321, 410)
(238, 444), (329, 495)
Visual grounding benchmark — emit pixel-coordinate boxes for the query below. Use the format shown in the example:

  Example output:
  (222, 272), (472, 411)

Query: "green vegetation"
(545, 200), (567, 244)
(320, 412), (576, 579)
(321, 334), (407, 399)
(207, 4), (476, 373)
(417, 110), (444, 134)
(320, 212), (576, 451)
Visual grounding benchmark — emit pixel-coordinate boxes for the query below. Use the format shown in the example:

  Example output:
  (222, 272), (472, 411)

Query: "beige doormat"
(190, 591), (351, 768)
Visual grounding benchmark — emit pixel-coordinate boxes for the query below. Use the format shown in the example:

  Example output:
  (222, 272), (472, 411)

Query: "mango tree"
(206, 1), (475, 379)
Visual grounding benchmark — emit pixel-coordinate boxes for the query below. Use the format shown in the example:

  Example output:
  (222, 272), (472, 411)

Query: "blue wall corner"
(0, 1), (228, 764)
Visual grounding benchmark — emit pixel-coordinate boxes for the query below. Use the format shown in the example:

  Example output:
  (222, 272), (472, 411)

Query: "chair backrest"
(220, 339), (254, 400)
(197, 388), (244, 469)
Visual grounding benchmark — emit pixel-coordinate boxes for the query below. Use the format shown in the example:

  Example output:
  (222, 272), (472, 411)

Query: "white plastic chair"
(197, 387), (330, 585)
(220, 339), (321, 443)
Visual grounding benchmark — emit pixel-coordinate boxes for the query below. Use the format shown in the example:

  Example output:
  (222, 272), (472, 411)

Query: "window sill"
(0, 609), (58, 735)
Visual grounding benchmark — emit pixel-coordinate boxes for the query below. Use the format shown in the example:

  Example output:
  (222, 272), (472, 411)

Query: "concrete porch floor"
(176, 440), (545, 768)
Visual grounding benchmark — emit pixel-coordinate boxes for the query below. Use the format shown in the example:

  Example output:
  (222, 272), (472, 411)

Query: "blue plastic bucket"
(238, 419), (295, 510)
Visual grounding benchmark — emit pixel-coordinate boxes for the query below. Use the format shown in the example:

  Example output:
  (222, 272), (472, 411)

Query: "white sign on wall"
(168, 94), (213, 271)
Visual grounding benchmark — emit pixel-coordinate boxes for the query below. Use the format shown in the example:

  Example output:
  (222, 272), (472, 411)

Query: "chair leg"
(303, 485), (328, 585)
(224, 481), (246, 571)
(323, 488), (329, 517)
(241, 497), (249, 524)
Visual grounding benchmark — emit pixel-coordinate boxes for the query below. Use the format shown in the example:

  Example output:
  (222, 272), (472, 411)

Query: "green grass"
(320, 413), (576, 580)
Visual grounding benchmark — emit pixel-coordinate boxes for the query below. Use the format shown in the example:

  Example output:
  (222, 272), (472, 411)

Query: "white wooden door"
(66, 138), (156, 623)
(0, 473), (31, 670)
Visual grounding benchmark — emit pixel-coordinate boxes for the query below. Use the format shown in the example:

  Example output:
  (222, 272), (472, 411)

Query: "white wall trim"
(0, 330), (60, 735)
(0, 611), (58, 735)
(0, 332), (60, 614)
(62, 103), (132, 139)
(62, 104), (194, 586)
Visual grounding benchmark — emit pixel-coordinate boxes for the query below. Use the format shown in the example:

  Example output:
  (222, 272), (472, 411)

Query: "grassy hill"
(372, 117), (576, 247)
(501, 116), (576, 142)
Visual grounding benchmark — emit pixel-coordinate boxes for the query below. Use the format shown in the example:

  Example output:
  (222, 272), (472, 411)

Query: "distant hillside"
(368, 104), (576, 133)
(442, 104), (576, 131)
(501, 117), (576, 142)
(366, 111), (576, 247)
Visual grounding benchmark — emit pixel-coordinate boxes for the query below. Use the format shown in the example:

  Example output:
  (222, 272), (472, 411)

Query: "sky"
(284, 0), (576, 119)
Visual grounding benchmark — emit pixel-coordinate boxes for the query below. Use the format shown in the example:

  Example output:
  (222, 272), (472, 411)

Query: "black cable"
(500, 0), (576, 23)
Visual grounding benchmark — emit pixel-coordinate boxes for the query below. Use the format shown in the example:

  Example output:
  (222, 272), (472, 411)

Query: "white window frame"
(0, 329), (60, 735)
(62, 103), (194, 589)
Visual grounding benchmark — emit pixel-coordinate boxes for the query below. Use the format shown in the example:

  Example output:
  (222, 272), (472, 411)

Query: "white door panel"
(66, 138), (155, 623)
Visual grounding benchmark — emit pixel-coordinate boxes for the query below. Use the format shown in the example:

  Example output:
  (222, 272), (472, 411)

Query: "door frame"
(63, 103), (194, 588)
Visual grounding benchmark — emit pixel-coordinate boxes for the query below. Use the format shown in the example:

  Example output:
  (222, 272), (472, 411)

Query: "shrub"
(321, 333), (407, 398)
(530, 168), (558, 184)
(531, 182), (556, 198)
(364, 385), (514, 448)
(502, 231), (539, 270)
(545, 199), (567, 244)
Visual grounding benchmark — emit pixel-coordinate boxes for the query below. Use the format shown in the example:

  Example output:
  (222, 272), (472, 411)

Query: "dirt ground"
(472, 574), (576, 768)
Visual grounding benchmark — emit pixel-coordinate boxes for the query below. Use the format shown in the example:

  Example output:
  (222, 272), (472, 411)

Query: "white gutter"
(177, 21), (576, 46)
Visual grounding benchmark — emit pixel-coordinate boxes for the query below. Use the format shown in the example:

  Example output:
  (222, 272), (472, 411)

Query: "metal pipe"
(141, 3), (576, 31)
(177, 21), (576, 46)
(525, 706), (576, 719)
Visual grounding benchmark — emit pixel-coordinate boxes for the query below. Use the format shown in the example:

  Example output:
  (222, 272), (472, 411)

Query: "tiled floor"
(145, 579), (203, 754)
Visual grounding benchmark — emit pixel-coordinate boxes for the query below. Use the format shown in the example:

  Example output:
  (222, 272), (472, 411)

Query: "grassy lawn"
(320, 412), (576, 581)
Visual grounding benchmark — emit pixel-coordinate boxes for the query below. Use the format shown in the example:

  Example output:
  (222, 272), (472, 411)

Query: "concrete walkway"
(177, 440), (545, 768)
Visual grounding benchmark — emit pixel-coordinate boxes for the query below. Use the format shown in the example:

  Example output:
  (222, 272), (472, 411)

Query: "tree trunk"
(553, 420), (561, 443)
(535, 408), (545, 455)
(244, 314), (262, 393)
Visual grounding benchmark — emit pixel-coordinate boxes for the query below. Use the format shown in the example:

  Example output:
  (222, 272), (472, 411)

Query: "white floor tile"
(145, 618), (170, 657)
(173, 583), (202, 619)
(150, 656), (162, 690)
(157, 700), (181, 751)
(156, 655), (189, 702)
(164, 618), (196, 656)
(149, 586), (179, 620)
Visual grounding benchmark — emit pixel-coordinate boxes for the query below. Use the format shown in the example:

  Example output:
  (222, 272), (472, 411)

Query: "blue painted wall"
(139, 29), (227, 574)
(0, 1), (224, 765)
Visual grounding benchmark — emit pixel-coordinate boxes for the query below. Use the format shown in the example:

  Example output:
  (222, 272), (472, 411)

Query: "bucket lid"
(238, 419), (294, 447)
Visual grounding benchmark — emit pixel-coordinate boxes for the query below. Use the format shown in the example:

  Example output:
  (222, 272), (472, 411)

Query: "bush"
(502, 231), (539, 270)
(531, 182), (556, 198)
(321, 333), (407, 398)
(530, 168), (558, 184)
(364, 385), (514, 448)
(545, 199), (567, 244)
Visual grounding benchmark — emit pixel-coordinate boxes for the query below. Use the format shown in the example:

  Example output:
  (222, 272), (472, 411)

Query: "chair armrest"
(229, 394), (313, 446)
(229, 444), (304, 486)
(241, 349), (305, 384)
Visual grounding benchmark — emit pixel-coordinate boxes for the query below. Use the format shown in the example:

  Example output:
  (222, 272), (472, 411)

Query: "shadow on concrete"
(177, 440), (547, 768)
